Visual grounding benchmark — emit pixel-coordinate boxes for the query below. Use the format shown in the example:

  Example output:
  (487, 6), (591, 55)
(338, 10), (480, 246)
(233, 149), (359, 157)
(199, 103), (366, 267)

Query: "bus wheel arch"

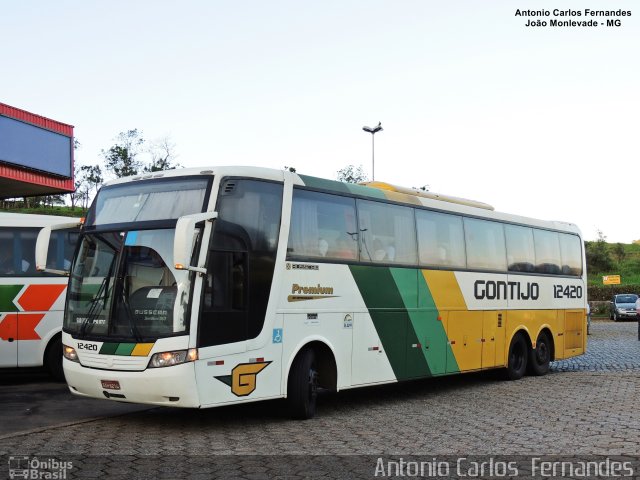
(505, 330), (530, 381)
(44, 333), (65, 382)
(286, 340), (337, 419)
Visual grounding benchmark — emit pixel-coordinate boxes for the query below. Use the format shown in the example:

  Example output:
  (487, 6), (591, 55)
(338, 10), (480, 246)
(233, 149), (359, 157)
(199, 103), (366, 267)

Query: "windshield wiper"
(79, 255), (117, 337)
(119, 282), (143, 343)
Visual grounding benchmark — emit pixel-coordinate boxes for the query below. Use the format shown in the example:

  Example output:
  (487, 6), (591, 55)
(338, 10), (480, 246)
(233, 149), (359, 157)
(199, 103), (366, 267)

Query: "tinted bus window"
(505, 225), (535, 273)
(533, 229), (562, 274)
(46, 229), (79, 271)
(0, 228), (37, 276)
(288, 190), (358, 261)
(464, 218), (507, 271)
(357, 200), (417, 265)
(559, 233), (582, 276)
(416, 210), (466, 268)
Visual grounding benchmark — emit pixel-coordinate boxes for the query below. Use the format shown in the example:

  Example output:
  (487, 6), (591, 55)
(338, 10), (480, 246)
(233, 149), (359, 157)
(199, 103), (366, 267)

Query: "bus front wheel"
(287, 348), (319, 420)
(505, 333), (528, 381)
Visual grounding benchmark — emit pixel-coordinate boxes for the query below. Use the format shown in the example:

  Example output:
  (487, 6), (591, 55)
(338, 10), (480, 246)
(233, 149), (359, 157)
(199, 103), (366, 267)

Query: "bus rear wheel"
(528, 332), (551, 376)
(505, 333), (528, 380)
(287, 348), (319, 420)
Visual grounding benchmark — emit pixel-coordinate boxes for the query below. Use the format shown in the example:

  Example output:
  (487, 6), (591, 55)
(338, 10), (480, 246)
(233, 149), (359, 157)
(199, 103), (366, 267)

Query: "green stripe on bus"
(417, 274), (459, 375)
(99, 343), (119, 355)
(344, 183), (387, 199)
(115, 343), (137, 356)
(349, 266), (430, 380)
(0, 285), (23, 311)
(298, 175), (352, 194)
(389, 268), (433, 378)
(298, 175), (387, 200)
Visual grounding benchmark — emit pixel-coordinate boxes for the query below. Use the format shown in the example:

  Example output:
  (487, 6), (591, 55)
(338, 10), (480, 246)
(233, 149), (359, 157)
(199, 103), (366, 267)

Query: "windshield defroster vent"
(222, 181), (237, 195)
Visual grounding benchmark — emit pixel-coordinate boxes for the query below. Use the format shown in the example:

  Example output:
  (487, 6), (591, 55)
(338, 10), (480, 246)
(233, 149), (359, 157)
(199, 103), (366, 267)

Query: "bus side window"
(0, 228), (37, 275)
(357, 199), (417, 265)
(559, 233), (582, 276)
(288, 189), (357, 261)
(416, 210), (466, 269)
(464, 218), (507, 271)
(505, 224), (535, 273)
(533, 229), (561, 275)
(0, 229), (14, 275)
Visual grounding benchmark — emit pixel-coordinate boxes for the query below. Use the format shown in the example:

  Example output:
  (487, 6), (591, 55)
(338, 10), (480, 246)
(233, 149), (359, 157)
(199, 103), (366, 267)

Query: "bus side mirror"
(174, 211), (217, 275)
(36, 221), (82, 276)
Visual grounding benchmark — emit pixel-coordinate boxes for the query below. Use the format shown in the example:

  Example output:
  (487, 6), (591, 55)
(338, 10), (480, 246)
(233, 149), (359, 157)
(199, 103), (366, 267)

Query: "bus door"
(0, 293), (18, 367)
(351, 311), (396, 385)
(481, 311), (506, 368)
(0, 228), (36, 367)
(446, 311), (483, 372)
(196, 179), (283, 355)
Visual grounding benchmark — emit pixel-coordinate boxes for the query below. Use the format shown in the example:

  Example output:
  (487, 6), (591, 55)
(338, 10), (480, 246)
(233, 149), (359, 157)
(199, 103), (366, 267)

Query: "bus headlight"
(63, 345), (79, 362)
(148, 348), (198, 368)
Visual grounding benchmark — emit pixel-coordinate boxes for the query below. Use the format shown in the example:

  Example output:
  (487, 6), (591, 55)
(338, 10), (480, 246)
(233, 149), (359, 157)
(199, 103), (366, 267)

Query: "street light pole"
(362, 122), (383, 181)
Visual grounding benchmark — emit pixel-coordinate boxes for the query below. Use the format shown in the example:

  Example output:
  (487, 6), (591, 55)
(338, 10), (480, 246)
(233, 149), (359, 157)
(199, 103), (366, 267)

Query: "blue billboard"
(0, 115), (72, 178)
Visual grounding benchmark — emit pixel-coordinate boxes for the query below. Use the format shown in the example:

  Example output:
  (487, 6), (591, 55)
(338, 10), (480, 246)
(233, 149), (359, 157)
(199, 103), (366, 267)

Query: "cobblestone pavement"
(552, 319), (640, 371)
(1, 320), (639, 478)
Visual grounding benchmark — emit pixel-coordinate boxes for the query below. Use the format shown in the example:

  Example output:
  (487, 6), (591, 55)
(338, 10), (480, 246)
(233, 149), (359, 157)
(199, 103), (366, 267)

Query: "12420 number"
(553, 285), (583, 299)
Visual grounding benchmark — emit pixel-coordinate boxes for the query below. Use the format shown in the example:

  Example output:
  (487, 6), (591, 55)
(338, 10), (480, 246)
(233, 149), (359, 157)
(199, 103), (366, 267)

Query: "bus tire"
(287, 348), (318, 420)
(45, 335), (65, 382)
(528, 332), (551, 376)
(505, 333), (528, 381)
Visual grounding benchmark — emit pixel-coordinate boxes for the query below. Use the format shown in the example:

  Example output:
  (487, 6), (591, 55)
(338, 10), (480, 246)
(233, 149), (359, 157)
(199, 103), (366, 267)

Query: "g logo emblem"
(215, 362), (271, 397)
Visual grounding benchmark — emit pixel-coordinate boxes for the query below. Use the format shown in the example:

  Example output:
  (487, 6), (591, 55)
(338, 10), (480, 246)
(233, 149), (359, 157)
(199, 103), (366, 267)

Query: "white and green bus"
(36, 167), (586, 418)
(1, 212), (79, 380)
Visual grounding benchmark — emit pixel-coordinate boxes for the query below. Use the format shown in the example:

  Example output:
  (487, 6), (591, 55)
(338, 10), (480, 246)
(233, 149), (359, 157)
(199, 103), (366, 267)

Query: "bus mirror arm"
(174, 211), (218, 275)
(35, 221), (83, 274)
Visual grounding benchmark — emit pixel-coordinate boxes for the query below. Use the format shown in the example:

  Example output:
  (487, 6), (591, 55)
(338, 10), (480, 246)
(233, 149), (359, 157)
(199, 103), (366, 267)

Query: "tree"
(143, 136), (180, 172)
(337, 164), (367, 184)
(80, 165), (103, 208)
(69, 165), (85, 209)
(613, 243), (626, 264)
(585, 229), (613, 273)
(102, 129), (144, 178)
(81, 165), (103, 194)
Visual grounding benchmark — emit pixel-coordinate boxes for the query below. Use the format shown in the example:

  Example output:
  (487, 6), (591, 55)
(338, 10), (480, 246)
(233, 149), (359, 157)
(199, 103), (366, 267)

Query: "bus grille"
(79, 353), (149, 371)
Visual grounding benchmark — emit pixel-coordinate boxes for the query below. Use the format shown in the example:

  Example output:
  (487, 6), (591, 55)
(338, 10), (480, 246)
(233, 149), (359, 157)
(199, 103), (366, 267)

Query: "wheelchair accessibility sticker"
(272, 328), (283, 344)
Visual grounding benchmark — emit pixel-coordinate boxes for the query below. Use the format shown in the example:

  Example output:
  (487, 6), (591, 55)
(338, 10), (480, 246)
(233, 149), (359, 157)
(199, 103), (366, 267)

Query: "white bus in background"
(36, 167), (586, 418)
(0, 212), (79, 380)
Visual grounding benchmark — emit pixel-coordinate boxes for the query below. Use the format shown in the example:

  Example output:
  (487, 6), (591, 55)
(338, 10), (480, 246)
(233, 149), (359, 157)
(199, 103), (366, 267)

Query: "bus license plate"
(101, 380), (121, 390)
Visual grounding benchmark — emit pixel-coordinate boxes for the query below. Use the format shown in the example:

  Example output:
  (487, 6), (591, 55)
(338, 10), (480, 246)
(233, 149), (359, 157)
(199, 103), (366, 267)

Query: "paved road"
(1, 320), (639, 479)
(0, 372), (151, 439)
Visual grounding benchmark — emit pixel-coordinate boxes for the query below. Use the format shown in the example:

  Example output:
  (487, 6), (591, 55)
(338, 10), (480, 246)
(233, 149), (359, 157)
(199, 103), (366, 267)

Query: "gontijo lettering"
(474, 280), (539, 300)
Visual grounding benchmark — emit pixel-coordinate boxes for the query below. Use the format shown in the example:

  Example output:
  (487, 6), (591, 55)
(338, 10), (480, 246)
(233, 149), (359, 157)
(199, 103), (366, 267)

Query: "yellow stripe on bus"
(422, 270), (467, 311)
(131, 343), (155, 356)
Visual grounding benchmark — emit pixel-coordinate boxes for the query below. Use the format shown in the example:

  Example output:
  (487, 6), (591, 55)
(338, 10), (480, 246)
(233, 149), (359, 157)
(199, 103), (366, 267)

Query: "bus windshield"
(86, 177), (209, 226)
(64, 176), (211, 341)
(65, 228), (194, 340)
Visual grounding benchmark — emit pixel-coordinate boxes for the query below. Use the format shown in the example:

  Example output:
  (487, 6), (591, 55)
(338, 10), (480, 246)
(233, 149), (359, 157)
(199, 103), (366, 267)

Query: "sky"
(2, 1), (638, 242)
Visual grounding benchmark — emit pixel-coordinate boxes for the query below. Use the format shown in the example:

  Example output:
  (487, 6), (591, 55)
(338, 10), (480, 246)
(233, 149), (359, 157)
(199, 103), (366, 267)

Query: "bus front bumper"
(63, 359), (201, 408)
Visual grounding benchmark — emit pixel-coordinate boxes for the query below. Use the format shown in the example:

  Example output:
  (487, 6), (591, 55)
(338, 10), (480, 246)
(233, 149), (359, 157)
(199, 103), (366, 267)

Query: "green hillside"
(2, 206), (87, 217)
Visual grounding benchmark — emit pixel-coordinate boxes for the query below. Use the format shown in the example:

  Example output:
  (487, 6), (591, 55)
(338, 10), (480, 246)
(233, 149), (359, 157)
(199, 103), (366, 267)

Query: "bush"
(587, 284), (640, 301)
(589, 301), (610, 315)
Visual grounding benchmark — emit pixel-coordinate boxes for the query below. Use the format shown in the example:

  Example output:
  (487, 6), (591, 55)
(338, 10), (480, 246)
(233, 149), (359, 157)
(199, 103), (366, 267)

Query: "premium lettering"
(291, 284), (334, 295)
